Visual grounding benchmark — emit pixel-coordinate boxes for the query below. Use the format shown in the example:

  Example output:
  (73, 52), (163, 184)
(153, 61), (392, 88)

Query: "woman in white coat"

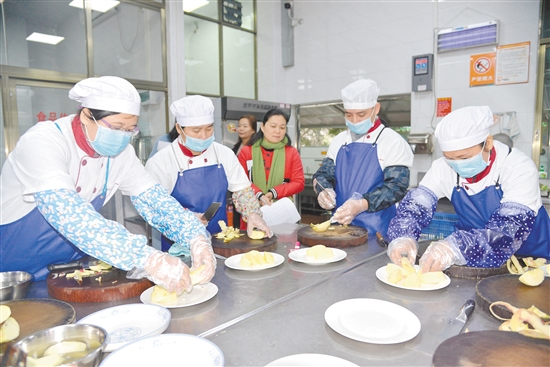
(0, 76), (216, 295)
(387, 106), (550, 272)
(145, 95), (271, 252)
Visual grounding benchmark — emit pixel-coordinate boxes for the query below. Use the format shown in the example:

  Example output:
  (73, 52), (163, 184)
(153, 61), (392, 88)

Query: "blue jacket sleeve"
(34, 189), (154, 271)
(312, 158), (336, 194)
(446, 202), (536, 268)
(363, 166), (410, 212)
(131, 184), (208, 257)
(387, 185), (438, 240)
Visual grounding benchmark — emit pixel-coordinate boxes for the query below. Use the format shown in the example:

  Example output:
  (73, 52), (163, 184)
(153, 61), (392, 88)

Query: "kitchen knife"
(376, 232), (389, 247)
(417, 299), (475, 354)
(201, 202), (222, 222)
(47, 259), (100, 272)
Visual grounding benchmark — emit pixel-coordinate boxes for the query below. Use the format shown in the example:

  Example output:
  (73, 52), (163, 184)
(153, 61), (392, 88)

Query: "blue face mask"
(345, 109), (375, 135)
(87, 118), (132, 156)
(184, 133), (215, 152)
(445, 144), (489, 178)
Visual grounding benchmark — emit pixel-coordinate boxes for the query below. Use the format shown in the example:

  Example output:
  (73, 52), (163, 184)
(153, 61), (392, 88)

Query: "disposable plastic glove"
(127, 249), (191, 295)
(193, 212), (208, 226)
(318, 188), (336, 210)
(387, 237), (418, 265)
(332, 193), (368, 225)
(189, 234), (217, 285)
(420, 240), (464, 273)
(246, 212), (273, 238)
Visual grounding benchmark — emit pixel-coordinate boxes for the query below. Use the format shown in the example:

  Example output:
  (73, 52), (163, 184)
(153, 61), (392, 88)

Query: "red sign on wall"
(437, 98), (452, 117)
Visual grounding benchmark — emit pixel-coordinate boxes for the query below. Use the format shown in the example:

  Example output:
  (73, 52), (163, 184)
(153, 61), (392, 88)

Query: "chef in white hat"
(387, 106), (550, 272)
(312, 79), (414, 235)
(0, 76), (216, 295)
(145, 95), (272, 252)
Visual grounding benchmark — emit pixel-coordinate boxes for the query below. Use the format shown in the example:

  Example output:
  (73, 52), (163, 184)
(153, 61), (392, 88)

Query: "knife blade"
(417, 299), (475, 354)
(47, 259), (100, 272)
(201, 202), (222, 222)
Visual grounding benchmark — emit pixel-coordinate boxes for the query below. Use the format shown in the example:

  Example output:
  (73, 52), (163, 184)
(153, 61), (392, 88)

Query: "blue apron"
(161, 163), (228, 252)
(0, 123), (110, 281)
(451, 173), (550, 259)
(334, 128), (395, 236)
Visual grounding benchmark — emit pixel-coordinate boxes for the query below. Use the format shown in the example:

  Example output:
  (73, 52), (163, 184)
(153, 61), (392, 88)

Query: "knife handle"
(47, 261), (82, 272)
(457, 299), (476, 323)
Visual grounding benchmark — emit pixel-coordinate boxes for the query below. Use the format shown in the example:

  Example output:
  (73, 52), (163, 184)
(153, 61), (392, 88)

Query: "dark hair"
(247, 108), (292, 147)
(168, 125), (179, 142)
(79, 108), (119, 121)
(232, 115), (258, 153)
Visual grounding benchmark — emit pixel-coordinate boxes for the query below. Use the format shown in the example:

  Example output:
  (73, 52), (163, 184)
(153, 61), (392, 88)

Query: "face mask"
(86, 117), (132, 156)
(183, 132), (215, 152)
(345, 108), (375, 135)
(445, 144), (489, 178)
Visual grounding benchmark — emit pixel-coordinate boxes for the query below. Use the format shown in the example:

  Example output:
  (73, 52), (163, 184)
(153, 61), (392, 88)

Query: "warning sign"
(437, 98), (452, 117)
(470, 52), (496, 87)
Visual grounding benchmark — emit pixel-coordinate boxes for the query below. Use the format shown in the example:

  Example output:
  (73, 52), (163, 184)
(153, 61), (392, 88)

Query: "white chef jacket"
(420, 140), (542, 214)
(145, 139), (250, 194)
(327, 124), (414, 169)
(1, 115), (157, 224)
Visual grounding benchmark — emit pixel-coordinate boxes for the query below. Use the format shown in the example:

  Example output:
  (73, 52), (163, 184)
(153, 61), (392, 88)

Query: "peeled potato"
(190, 264), (206, 285)
(388, 269), (403, 284)
(420, 271), (446, 284)
(400, 257), (415, 276)
(403, 272), (422, 288)
(0, 317), (20, 343)
(27, 354), (65, 367)
(310, 220), (331, 233)
(151, 286), (178, 304)
(519, 268), (545, 286)
(306, 245), (334, 260)
(44, 341), (86, 356)
(386, 263), (402, 276)
(249, 230), (266, 240)
(0, 305), (11, 324)
(240, 250), (275, 267)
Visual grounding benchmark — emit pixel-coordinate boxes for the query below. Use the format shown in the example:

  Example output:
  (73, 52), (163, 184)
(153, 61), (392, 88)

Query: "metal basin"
(0, 271), (32, 301)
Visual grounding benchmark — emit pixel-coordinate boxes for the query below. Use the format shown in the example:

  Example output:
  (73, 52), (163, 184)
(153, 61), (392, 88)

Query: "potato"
(0, 305), (11, 324)
(44, 341), (86, 356)
(306, 245), (334, 260)
(519, 268), (545, 286)
(151, 285), (178, 304)
(0, 317), (20, 343)
(249, 230), (266, 240)
(420, 271), (446, 284)
(388, 269), (403, 284)
(403, 272), (422, 288)
(239, 251), (275, 268)
(400, 257), (415, 275)
(27, 354), (65, 367)
(310, 220), (331, 233)
(386, 263), (402, 276)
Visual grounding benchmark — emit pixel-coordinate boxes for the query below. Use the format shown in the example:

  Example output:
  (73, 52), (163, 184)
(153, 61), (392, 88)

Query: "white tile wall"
(256, 0), (541, 186)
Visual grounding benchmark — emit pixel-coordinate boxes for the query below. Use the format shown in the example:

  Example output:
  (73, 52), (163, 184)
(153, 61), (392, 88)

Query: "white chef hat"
(435, 106), (495, 151)
(69, 76), (141, 116)
(170, 95), (214, 126)
(341, 79), (380, 110)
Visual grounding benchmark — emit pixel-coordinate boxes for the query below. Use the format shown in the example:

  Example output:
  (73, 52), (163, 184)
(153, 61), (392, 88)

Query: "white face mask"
(345, 108), (375, 135)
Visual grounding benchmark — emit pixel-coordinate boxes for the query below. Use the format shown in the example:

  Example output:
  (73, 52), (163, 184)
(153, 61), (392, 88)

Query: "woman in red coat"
(238, 108), (305, 210)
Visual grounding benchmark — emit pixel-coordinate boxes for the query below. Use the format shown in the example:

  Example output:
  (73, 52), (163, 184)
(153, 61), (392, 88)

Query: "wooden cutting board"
(432, 330), (550, 367)
(212, 235), (278, 258)
(47, 268), (153, 303)
(476, 274), (550, 319)
(297, 225), (368, 248)
(0, 299), (75, 354)
(444, 263), (508, 280)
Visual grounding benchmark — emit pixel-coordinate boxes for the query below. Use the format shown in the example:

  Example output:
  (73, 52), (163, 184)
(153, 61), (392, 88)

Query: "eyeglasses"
(96, 117), (140, 136)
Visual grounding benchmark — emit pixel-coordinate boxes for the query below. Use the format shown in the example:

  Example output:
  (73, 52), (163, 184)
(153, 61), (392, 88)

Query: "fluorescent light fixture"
(183, 0), (209, 12)
(69, 0), (120, 13)
(438, 21), (498, 52)
(26, 32), (65, 45)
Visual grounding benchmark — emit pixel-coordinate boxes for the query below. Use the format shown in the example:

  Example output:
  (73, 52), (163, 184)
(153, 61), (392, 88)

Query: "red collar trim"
(72, 114), (97, 157)
(367, 117), (382, 134)
(465, 148), (496, 184)
(178, 141), (206, 157)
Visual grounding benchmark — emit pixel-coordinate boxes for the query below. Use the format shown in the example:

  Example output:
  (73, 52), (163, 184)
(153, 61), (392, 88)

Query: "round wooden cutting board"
(476, 274), (550, 319)
(444, 263), (508, 280)
(212, 235), (278, 258)
(432, 330), (550, 367)
(0, 298), (75, 354)
(297, 225), (368, 248)
(47, 268), (153, 303)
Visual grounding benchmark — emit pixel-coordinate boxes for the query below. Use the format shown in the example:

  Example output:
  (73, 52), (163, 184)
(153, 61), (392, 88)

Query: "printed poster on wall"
(469, 52), (496, 87)
(437, 98), (452, 117)
(495, 42), (530, 85)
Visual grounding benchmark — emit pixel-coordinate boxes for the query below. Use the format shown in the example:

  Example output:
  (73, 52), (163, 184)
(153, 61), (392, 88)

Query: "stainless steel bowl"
(0, 271), (32, 301)
(14, 324), (108, 367)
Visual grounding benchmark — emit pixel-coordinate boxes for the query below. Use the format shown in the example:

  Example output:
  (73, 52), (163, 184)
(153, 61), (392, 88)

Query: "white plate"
(266, 354), (359, 366)
(140, 283), (218, 309)
(77, 304), (170, 352)
(375, 265), (451, 291)
(224, 252), (284, 271)
(100, 333), (224, 367)
(325, 298), (421, 344)
(288, 248), (347, 265)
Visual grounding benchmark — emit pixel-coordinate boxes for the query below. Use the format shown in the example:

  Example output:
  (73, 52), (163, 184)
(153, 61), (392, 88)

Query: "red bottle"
(226, 199), (234, 227)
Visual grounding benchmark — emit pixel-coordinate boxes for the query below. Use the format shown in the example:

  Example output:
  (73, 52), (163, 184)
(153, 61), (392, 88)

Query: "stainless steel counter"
(27, 223), (501, 366)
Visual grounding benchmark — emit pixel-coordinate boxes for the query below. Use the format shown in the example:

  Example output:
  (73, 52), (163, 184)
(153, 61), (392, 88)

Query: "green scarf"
(251, 137), (288, 194)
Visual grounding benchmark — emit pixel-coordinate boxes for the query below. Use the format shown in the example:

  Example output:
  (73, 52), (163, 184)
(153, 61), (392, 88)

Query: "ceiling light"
(183, 0), (209, 13)
(69, 0), (120, 13)
(26, 32), (65, 45)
